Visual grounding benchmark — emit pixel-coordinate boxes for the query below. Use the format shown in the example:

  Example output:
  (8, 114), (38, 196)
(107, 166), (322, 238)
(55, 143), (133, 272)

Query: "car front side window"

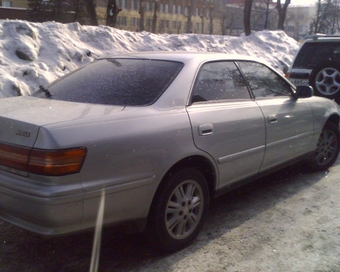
(237, 61), (292, 99)
(191, 61), (250, 103)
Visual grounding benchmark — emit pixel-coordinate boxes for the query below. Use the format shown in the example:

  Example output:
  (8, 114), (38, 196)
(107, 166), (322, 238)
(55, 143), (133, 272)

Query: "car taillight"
(285, 73), (290, 78)
(0, 143), (30, 172)
(0, 142), (87, 176)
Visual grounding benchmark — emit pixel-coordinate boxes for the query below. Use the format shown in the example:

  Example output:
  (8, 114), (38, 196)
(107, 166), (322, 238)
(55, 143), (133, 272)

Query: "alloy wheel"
(315, 67), (340, 96)
(315, 129), (338, 166)
(165, 179), (204, 240)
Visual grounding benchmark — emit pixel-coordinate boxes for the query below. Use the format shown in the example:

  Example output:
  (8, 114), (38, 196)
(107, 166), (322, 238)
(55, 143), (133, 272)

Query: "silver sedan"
(0, 52), (339, 251)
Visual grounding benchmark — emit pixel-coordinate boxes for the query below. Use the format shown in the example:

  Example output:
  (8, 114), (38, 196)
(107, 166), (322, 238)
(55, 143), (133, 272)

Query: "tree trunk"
(276, 0), (291, 30)
(83, 0), (98, 26)
(244, 0), (252, 36)
(151, 1), (158, 33)
(106, 0), (122, 27)
(139, 0), (145, 31)
(201, 7), (205, 34)
(264, 0), (271, 29)
(209, 5), (214, 35)
(187, 1), (193, 33)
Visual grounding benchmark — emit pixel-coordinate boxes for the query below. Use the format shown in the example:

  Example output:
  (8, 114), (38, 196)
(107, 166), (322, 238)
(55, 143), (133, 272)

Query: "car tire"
(147, 168), (209, 251)
(306, 123), (340, 171)
(309, 61), (340, 100)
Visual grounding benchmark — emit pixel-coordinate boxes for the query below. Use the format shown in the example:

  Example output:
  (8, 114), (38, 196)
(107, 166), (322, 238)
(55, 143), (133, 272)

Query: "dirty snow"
(0, 20), (301, 98)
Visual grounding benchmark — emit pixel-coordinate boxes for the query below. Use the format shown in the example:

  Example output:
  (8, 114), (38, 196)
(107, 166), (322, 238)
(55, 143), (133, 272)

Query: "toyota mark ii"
(0, 52), (339, 251)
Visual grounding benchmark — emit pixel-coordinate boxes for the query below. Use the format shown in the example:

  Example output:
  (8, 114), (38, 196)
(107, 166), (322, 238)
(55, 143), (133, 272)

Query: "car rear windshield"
(293, 42), (340, 69)
(32, 58), (184, 106)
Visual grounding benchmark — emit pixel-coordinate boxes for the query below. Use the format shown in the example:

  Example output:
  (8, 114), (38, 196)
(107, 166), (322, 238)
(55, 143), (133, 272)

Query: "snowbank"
(0, 20), (300, 98)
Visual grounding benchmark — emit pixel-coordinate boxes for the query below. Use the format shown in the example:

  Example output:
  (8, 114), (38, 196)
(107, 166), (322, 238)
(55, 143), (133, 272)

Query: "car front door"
(186, 61), (266, 189)
(237, 61), (314, 172)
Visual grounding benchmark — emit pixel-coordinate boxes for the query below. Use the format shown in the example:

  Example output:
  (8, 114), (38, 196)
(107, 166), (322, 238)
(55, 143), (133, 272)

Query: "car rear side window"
(32, 59), (183, 106)
(238, 61), (292, 98)
(293, 42), (340, 69)
(191, 61), (250, 103)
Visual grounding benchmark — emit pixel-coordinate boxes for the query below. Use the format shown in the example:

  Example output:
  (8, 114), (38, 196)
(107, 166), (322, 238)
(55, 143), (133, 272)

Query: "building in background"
(0, 0), (27, 20)
(0, 0), (316, 40)
(95, 0), (278, 35)
(284, 4), (315, 40)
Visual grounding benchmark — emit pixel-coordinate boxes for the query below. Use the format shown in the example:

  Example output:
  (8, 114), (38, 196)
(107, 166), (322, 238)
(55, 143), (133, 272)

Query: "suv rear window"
(32, 58), (183, 106)
(293, 42), (340, 69)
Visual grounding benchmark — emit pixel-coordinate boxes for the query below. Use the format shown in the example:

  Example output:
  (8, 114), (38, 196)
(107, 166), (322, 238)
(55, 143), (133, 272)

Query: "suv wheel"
(310, 61), (340, 100)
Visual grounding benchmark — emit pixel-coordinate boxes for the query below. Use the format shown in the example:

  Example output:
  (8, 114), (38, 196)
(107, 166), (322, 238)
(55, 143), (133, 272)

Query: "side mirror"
(295, 85), (314, 98)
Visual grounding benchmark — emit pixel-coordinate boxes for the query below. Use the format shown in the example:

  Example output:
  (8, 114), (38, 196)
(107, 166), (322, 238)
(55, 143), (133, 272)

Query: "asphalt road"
(1, 159), (340, 272)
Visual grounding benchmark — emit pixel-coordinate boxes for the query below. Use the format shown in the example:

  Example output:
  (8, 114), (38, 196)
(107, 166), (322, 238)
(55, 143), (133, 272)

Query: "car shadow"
(0, 160), (338, 272)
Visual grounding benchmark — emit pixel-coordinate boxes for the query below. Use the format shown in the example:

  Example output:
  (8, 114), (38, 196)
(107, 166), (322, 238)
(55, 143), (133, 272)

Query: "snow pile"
(0, 20), (301, 98)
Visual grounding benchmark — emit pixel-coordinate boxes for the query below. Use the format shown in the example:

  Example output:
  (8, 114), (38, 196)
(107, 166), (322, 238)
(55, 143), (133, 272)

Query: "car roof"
(304, 36), (340, 43)
(99, 51), (264, 64)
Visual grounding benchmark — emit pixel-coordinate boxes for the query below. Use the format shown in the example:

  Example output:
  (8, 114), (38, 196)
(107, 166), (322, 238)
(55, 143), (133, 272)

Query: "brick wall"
(0, 7), (27, 20)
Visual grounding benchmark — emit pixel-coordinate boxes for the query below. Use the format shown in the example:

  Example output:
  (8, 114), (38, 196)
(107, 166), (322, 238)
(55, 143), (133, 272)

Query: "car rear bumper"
(0, 170), (157, 235)
(0, 171), (84, 235)
(287, 68), (311, 87)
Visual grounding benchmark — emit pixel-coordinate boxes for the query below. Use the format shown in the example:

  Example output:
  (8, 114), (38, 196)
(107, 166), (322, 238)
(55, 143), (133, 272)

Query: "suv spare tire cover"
(309, 60), (340, 100)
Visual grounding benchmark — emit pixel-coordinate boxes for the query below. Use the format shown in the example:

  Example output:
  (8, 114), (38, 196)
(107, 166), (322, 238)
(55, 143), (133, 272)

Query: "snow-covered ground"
(0, 20), (301, 98)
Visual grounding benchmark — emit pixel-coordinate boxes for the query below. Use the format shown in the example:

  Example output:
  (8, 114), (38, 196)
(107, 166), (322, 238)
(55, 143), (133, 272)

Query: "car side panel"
(187, 101), (265, 189)
(308, 97), (340, 146)
(256, 97), (314, 171)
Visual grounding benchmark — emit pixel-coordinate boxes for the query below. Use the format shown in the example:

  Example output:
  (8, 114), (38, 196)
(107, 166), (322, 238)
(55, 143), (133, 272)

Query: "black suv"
(287, 36), (340, 103)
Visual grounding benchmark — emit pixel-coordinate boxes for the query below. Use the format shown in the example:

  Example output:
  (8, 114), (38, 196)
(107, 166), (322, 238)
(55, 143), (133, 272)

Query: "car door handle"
(268, 114), (278, 123)
(198, 124), (214, 136)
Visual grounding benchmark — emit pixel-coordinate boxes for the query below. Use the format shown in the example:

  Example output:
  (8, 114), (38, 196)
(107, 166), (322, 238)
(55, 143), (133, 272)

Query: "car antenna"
(39, 85), (52, 98)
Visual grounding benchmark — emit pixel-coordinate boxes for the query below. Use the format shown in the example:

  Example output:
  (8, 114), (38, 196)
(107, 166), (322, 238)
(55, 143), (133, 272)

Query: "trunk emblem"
(16, 130), (31, 138)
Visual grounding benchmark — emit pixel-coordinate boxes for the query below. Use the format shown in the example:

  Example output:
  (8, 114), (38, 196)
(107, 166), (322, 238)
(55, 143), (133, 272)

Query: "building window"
(1, 1), (12, 7)
(122, 16), (127, 26)
(287, 26), (295, 32)
(165, 4), (168, 13)
(120, 0), (126, 9)
(146, 18), (152, 28)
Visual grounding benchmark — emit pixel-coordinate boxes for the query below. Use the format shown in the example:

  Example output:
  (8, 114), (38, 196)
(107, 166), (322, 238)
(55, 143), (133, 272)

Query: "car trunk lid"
(0, 96), (124, 147)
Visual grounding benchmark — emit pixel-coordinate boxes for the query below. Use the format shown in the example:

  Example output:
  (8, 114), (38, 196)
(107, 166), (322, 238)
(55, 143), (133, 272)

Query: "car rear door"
(237, 61), (314, 171)
(186, 60), (266, 189)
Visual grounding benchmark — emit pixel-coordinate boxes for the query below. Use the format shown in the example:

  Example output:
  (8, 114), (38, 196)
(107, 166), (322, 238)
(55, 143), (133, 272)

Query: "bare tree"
(152, 0), (159, 33)
(310, 0), (322, 33)
(219, 9), (227, 35)
(209, 5), (214, 34)
(263, 0), (273, 29)
(200, 0), (206, 34)
(83, 0), (98, 25)
(228, 11), (236, 35)
(244, 0), (253, 35)
(276, 0), (290, 30)
(139, 0), (145, 31)
(106, 0), (122, 27)
(187, 0), (194, 33)
(311, 0), (340, 34)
